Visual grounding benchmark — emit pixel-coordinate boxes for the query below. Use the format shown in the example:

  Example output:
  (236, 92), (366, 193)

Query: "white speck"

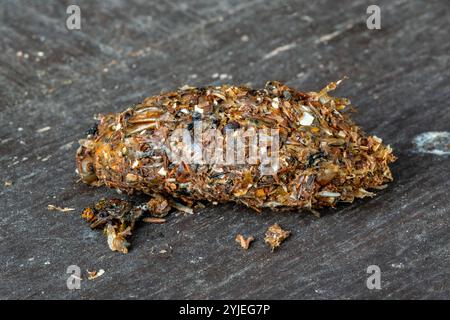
(391, 263), (404, 269)
(316, 23), (356, 44)
(59, 141), (74, 151)
(28, 257), (34, 262)
(194, 105), (204, 114)
(41, 155), (51, 162)
(219, 74), (228, 80)
(18, 127), (23, 132)
(241, 35), (249, 42)
(271, 97), (280, 109)
(36, 126), (51, 133)
(16, 51), (23, 57)
(131, 160), (139, 169)
(299, 112), (315, 126)
(301, 15), (314, 23)
(44, 261), (50, 265)
(158, 167), (167, 176)
(263, 42), (296, 60)
(24, 53), (29, 59)
(189, 74), (198, 79)
(37, 51), (44, 57)
(413, 131), (450, 155)
(103, 67), (109, 73)
(314, 289), (325, 294)
(212, 73), (219, 79)
(159, 249), (167, 254)
(317, 191), (341, 197)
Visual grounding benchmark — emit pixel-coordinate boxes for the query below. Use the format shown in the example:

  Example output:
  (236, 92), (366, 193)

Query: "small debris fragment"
(235, 234), (255, 250)
(41, 155), (52, 162)
(4, 180), (12, 187)
(390, 263), (404, 269)
(47, 204), (75, 212)
(143, 217), (166, 224)
(264, 223), (290, 251)
(171, 201), (194, 214)
(159, 249), (167, 254)
(36, 126), (51, 133)
(106, 224), (131, 254)
(87, 269), (105, 280)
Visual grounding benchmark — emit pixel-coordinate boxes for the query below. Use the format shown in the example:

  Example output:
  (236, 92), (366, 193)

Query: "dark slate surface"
(0, 0), (449, 299)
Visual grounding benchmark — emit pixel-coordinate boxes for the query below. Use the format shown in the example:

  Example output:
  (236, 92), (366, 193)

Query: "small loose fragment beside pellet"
(264, 223), (290, 251)
(235, 234), (255, 250)
(87, 269), (105, 280)
(36, 126), (51, 133)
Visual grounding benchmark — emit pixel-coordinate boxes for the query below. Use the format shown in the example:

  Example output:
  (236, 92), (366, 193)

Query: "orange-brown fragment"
(143, 217), (166, 224)
(235, 234), (255, 250)
(264, 223), (290, 251)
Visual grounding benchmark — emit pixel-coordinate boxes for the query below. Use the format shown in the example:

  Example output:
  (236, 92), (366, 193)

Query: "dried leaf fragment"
(4, 180), (12, 187)
(264, 223), (290, 251)
(47, 204), (75, 212)
(235, 234), (255, 250)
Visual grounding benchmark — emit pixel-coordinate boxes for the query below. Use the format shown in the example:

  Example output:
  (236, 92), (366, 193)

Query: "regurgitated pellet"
(76, 80), (396, 253)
